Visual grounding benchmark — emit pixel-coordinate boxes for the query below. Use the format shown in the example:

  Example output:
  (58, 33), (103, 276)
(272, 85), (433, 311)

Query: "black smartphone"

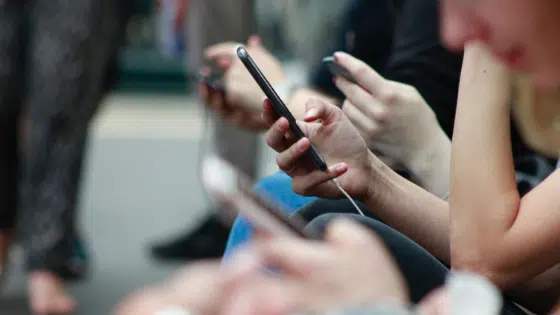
(195, 58), (225, 91)
(236, 46), (328, 172)
(202, 155), (321, 239)
(322, 56), (358, 85)
(197, 72), (224, 91)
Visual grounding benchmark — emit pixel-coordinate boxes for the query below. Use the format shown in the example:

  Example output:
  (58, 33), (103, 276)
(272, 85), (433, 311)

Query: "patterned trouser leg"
(0, 0), (121, 276)
(0, 1), (26, 230)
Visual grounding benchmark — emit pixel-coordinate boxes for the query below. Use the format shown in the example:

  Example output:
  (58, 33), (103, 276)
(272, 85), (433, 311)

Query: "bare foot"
(29, 271), (76, 315)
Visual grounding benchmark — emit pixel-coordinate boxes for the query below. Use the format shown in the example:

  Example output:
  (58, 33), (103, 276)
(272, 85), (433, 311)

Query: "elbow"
(451, 249), (518, 290)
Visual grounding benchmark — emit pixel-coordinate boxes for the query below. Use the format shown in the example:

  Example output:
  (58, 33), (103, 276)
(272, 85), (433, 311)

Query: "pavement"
(0, 93), (278, 315)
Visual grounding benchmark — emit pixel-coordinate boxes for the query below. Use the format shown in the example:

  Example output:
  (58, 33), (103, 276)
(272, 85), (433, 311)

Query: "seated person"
(120, 0), (560, 313)
(260, 41), (560, 313)
(213, 0), (552, 258)
(150, 0), (395, 262)
(213, 0), (462, 257)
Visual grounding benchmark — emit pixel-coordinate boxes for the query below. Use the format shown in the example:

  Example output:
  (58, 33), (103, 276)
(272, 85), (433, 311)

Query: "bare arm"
(405, 123), (451, 199)
(450, 42), (560, 290)
(365, 152), (451, 263)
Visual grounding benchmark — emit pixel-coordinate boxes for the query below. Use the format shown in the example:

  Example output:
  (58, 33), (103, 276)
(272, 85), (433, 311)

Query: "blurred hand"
(114, 263), (226, 315)
(201, 35), (286, 130)
(333, 52), (446, 168)
(200, 82), (266, 131)
(262, 97), (377, 200)
(221, 219), (408, 315)
(417, 288), (449, 315)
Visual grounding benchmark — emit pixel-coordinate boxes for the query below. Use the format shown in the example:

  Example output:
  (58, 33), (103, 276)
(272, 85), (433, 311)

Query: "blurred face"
(440, 0), (560, 87)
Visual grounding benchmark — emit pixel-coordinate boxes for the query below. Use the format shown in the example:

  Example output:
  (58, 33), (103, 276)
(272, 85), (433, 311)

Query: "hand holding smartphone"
(202, 155), (321, 239)
(197, 58), (226, 92)
(236, 46), (328, 172)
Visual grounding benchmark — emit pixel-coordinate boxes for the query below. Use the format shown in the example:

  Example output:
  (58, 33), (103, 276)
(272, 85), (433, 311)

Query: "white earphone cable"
(331, 178), (365, 216)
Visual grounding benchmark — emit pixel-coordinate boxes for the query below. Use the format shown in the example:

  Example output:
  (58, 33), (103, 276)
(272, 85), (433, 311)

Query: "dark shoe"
(150, 215), (231, 262)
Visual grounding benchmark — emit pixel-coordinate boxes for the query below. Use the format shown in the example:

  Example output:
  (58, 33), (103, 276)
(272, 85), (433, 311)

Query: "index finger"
(333, 51), (386, 96)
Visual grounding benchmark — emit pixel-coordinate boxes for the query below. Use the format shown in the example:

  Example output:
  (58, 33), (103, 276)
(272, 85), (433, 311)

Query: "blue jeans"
(223, 171), (317, 258)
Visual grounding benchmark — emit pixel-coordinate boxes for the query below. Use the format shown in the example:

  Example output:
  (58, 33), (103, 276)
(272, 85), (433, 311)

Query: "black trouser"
(296, 199), (527, 315)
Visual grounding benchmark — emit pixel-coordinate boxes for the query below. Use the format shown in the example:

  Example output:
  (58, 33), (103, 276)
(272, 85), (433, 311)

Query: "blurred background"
(0, 0), (347, 314)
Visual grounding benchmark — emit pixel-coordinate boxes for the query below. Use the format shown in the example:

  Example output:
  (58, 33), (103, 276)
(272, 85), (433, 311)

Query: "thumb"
(303, 98), (342, 124)
(247, 35), (262, 48)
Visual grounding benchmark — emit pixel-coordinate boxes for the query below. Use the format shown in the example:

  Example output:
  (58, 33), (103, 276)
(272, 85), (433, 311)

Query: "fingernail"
(298, 139), (308, 151)
(333, 52), (342, 62)
(305, 108), (317, 119)
(336, 163), (346, 172)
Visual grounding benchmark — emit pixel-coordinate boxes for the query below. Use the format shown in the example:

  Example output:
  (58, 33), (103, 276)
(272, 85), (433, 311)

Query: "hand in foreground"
(333, 52), (448, 170)
(221, 219), (409, 315)
(263, 97), (379, 200)
(117, 221), (468, 315)
(114, 221), (406, 315)
(201, 35), (286, 131)
(114, 263), (226, 315)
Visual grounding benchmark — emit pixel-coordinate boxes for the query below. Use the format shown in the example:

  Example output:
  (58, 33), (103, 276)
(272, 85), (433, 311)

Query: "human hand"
(332, 52), (448, 171)
(200, 82), (267, 131)
(262, 97), (379, 200)
(202, 35), (286, 125)
(221, 219), (408, 315)
(114, 263), (226, 315)
(200, 35), (283, 131)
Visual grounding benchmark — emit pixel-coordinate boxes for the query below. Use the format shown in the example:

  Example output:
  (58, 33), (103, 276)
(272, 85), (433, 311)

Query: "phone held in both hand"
(322, 56), (358, 85)
(236, 46), (328, 172)
(202, 155), (321, 240)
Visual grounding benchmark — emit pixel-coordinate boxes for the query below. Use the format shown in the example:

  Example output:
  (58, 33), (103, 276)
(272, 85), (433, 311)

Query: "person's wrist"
(405, 129), (451, 197)
(363, 151), (395, 206)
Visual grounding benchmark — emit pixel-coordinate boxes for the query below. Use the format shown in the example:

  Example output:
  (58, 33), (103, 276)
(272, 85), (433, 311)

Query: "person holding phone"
(262, 25), (560, 315)
(220, 0), (460, 257)
(210, 0), (464, 259)
(118, 0), (560, 313)
(150, 0), (398, 262)
(211, 0), (554, 260)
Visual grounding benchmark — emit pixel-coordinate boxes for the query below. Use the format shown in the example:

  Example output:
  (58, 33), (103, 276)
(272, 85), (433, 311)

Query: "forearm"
(509, 263), (560, 314)
(446, 44), (560, 290)
(405, 128), (452, 199)
(287, 87), (338, 120)
(365, 152), (450, 263)
(450, 43), (521, 271)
